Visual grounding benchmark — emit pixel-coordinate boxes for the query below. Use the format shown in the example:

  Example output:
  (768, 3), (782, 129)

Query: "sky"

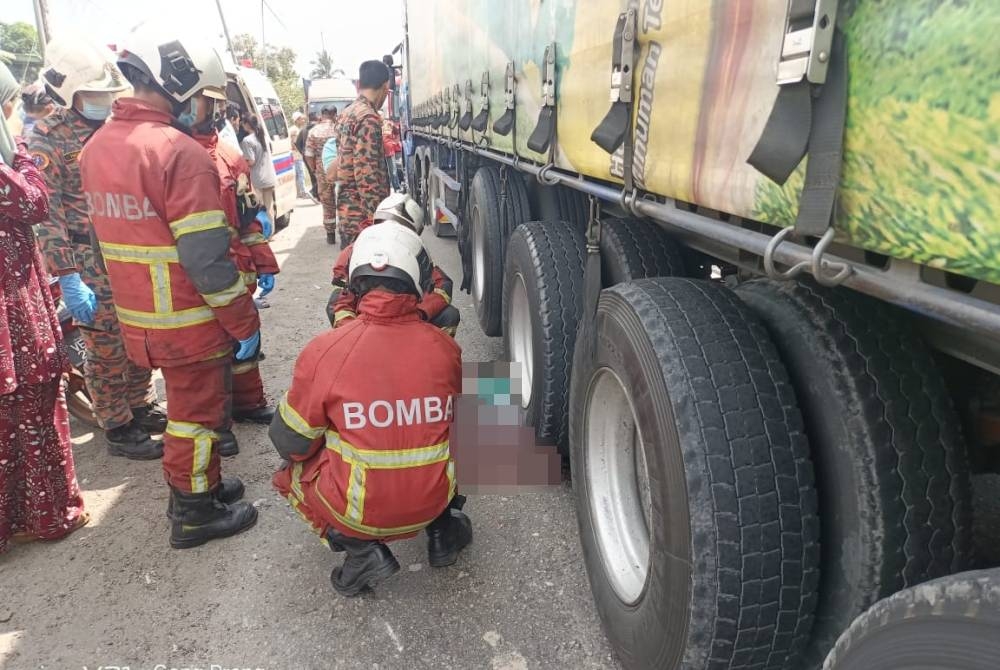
(5, 0), (405, 79)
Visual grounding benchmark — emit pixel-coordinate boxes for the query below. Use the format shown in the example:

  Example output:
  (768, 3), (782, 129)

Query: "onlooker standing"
(305, 107), (339, 244)
(0, 62), (88, 554)
(382, 117), (403, 192)
(218, 104), (242, 152)
(335, 61), (391, 249)
(240, 115), (277, 220)
(289, 111), (315, 201)
(301, 112), (320, 200)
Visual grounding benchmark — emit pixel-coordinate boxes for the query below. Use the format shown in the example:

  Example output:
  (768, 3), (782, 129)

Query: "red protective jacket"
(329, 241), (452, 326)
(194, 132), (280, 291)
(79, 99), (259, 368)
(270, 290), (462, 541)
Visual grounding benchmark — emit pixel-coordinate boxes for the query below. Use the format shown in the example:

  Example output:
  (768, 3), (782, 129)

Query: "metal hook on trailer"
(763, 227), (810, 280)
(810, 228), (853, 286)
(537, 162), (560, 186)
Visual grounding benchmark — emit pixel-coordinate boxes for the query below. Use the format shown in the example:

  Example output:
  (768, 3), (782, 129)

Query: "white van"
(306, 75), (357, 117)
(224, 65), (296, 229)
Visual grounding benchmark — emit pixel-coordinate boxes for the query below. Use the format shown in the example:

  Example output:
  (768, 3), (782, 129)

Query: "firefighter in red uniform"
(325, 193), (460, 336)
(193, 103), (279, 435)
(79, 32), (259, 548)
(270, 222), (473, 596)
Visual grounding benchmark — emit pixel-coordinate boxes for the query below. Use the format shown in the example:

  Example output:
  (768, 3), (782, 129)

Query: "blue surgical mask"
(177, 98), (198, 128)
(80, 100), (112, 121)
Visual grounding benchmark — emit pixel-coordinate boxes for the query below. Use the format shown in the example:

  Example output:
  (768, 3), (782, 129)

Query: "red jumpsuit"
(270, 290), (462, 541)
(326, 241), (458, 336)
(195, 132), (280, 412)
(80, 99), (259, 493)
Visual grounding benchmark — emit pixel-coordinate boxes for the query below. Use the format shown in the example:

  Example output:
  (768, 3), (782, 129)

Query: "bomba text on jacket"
(343, 395), (455, 430)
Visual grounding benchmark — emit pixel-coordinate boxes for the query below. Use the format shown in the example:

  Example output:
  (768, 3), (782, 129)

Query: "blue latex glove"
(58, 272), (98, 324)
(234, 330), (261, 361)
(256, 209), (274, 239)
(257, 273), (275, 297)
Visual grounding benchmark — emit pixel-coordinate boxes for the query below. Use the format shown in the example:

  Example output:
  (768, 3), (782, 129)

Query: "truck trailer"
(399, 1), (1000, 668)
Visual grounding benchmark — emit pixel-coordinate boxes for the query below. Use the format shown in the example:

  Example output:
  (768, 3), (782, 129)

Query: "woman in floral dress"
(0, 62), (87, 554)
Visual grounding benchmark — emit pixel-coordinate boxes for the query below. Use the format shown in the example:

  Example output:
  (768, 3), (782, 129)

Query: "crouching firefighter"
(325, 193), (460, 337)
(270, 222), (472, 596)
(79, 31), (260, 548)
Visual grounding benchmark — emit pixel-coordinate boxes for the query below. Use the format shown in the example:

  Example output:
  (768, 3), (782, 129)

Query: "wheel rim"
(585, 367), (651, 605)
(472, 204), (486, 305)
(509, 273), (533, 408)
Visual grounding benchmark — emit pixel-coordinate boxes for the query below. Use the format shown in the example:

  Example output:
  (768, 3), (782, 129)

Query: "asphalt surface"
(0, 200), (618, 670)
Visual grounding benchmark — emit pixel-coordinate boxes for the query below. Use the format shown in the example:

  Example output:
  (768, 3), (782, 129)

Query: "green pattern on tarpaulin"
(754, 0), (1000, 284)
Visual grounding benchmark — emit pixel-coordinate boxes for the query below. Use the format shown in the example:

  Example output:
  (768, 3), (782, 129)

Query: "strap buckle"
(608, 9), (637, 104)
(776, 0), (839, 86)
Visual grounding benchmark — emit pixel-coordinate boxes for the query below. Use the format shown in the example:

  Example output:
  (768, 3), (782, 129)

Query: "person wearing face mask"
(333, 60), (393, 249)
(78, 29), (261, 548)
(30, 34), (166, 460)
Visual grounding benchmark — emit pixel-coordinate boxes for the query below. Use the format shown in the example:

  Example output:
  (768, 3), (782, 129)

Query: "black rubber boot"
(169, 487), (258, 549)
(328, 530), (400, 597)
(233, 405), (276, 425)
(326, 232), (337, 245)
(106, 421), (163, 461)
(426, 496), (473, 568)
(131, 403), (167, 434)
(217, 429), (239, 457)
(167, 476), (245, 518)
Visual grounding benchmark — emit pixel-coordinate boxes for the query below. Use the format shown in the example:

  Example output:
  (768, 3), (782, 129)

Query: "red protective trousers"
(232, 358), (266, 412)
(161, 357), (232, 493)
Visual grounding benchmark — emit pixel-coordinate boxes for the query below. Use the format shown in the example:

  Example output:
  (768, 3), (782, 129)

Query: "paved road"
(0, 201), (618, 670)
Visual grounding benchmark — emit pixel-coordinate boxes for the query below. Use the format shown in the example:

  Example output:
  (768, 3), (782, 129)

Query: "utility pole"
(32, 0), (50, 57)
(260, 0), (267, 75)
(215, 0), (236, 61)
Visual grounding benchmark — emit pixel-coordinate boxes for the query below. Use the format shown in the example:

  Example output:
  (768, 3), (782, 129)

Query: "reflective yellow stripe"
(169, 210), (227, 238)
(447, 460), (456, 501)
(100, 241), (179, 264)
(201, 277), (246, 308)
(434, 288), (452, 305)
(166, 420), (218, 494)
(314, 488), (437, 538)
(344, 464), (366, 522)
(442, 325), (457, 338)
(325, 431), (450, 469)
(278, 398), (325, 440)
(150, 263), (172, 313)
(241, 233), (266, 245)
(241, 271), (258, 286)
(289, 461), (305, 502)
(233, 360), (258, 375)
(333, 310), (356, 324)
(116, 305), (215, 329)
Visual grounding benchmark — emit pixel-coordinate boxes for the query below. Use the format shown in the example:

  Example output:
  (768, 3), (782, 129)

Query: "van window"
(260, 104), (289, 140)
(226, 82), (248, 112)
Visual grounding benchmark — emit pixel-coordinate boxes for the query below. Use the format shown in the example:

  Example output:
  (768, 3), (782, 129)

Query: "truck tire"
(570, 278), (820, 670)
(469, 166), (532, 336)
(600, 216), (686, 287)
(533, 183), (588, 232)
(503, 221), (584, 452)
(736, 279), (974, 667)
(822, 568), (1000, 670)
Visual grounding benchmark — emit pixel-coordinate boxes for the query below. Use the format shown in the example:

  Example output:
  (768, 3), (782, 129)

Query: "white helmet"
(41, 33), (129, 108)
(116, 27), (227, 105)
(349, 222), (426, 296)
(374, 192), (425, 236)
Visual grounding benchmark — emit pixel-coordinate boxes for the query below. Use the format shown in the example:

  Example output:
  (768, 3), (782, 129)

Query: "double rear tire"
(570, 278), (820, 669)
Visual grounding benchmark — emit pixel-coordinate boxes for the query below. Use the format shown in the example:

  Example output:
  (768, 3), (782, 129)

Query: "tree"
(228, 33), (305, 117)
(0, 22), (42, 82)
(310, 50), (333, 79)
